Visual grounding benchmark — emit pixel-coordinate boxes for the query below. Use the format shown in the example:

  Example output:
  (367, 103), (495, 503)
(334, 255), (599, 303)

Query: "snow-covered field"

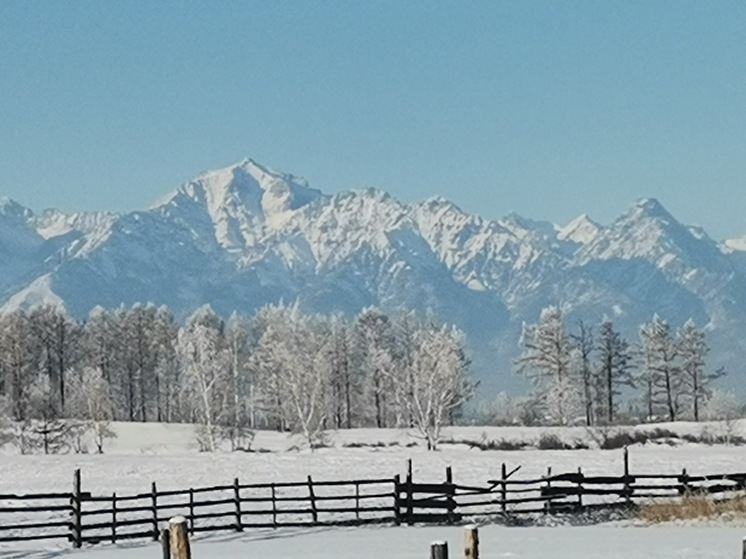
(7, 525), (746, 559)
(2, 421), (746, 495)
(3, 421), (746, 558)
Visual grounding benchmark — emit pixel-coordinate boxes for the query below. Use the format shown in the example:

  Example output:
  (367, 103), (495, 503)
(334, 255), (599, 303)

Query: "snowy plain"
(3, 421), (746, 558)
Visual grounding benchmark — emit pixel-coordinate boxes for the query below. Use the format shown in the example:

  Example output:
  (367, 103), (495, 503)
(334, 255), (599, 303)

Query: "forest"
(0, 302), (737, 454)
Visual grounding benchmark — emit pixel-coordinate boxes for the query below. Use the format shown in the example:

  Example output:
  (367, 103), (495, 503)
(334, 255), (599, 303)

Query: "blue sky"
(1, 1), (745, 239)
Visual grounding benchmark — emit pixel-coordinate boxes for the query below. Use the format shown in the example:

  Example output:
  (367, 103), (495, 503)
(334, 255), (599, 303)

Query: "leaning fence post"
(464, 525), (479, 559)
(308, 475), (318, 523)
(500, 463), (507, 516)
(233, 477), (243, 532)
(431, 541), (449, 559)
(71, 468), (82, 548)
(151, 482), (159, 541)
(169, 516), (191, 559)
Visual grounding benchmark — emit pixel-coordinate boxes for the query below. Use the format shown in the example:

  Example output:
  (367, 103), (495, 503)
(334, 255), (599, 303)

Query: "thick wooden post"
(464, 525), (479, 559)
(161, 528), (171, 559)
(543, 467), (552, 515)
(71, 469), (82, 548)
(233, 477), (243, 532)
(169, 517), (191, 559)
(431, 541), (449, 559)
(151, 482), (159, 541)
(393, 475), (402, 526)
(500, 463), (507, 516)
(576, 467), (583, 510)
(741, 537), (746, 559)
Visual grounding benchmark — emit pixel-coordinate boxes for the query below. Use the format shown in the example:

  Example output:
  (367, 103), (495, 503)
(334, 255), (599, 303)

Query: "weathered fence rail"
(3, 453), (746, 548)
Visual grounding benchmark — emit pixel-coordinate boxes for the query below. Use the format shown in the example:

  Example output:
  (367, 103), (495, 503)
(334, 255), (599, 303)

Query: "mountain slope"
(1, 159), (745, 398)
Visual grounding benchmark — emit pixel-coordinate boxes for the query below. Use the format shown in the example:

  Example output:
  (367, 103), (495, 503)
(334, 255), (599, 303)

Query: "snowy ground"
(2, 421), (746, 495)
(6, 525), (746, 559)
(3, 421), (746, 558)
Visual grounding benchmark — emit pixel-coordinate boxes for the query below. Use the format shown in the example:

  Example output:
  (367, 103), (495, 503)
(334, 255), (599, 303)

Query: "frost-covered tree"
(222, 313), (254, 449)
(596, 320), (634, 424)
(676, 319), (723, 421)
(0, 310), (41, 421)
(354, 308), (396, 428)
(570, 321), (595, 426)
(251, 305), (331, 448)
(25, 372), (70, 454)
(28, 304), (80, 414)
(327, 315), (357, 429)
(66, 367), (116, 453)
(638, 315), (681, 421)
(399, 324), (473, 449)
(516, 306), (577, 424)
(178, 306), (229, 452)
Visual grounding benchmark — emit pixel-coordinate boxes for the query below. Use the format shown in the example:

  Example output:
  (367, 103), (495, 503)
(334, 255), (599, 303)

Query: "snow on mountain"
(153, 159), (323, 252)
(31, 209), (119, 240)
(724, 235), (746, 252)
(1, 160), (746, 397)
(557, 214), (601, 244)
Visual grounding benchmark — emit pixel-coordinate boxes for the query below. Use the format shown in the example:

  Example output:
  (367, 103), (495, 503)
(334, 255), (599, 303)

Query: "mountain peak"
(154, 158), (323, 235)
(630, 197), (672, 220)
(557, 213), (601, 244)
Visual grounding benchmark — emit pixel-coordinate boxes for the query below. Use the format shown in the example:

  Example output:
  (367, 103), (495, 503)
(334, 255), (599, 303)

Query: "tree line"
(513, 306), (731, 426)
(0, 303), (472, 452)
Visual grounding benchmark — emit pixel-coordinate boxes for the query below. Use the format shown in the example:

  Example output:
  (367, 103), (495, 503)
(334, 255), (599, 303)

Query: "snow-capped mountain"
(2, 159), (746, 397)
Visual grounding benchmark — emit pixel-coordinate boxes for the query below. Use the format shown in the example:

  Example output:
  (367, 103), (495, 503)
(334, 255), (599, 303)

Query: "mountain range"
(2, 158), (746, 398)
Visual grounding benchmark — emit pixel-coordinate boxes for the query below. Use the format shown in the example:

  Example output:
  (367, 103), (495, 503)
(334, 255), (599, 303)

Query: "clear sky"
(1, 1), (745, 239)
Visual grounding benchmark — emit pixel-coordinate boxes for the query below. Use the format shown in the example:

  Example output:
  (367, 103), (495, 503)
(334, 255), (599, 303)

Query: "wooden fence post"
(741, 536), (746, 559)
(71, 468), (82, 548)
(576, 467), (583, 510)
(355, 482), (360, 523)
(233, 477), (242, 532)
(543, 467), (552, 515)
(161, 528), (171, 559)
(680, 468), (690, 495)
(623, 447), (632, 504)
(431, 541), (449, 559)
(464, 525), (479, 559)
(308, 475), (318, 523)
(271, 483), (277, 528)
(445, 466), (456, 524)
(500, 463), (507, 516)
(151, 482), (159, 541)
(111, 492), (117, 544)
(188, 488), (195, 533)
(393, 475), (402, 526)
(169, 517), (191, 559)
(406, 461), (414, 525)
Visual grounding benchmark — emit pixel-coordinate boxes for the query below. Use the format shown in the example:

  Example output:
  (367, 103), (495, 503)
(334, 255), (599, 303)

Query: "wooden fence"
(2, 452), (746, 548)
